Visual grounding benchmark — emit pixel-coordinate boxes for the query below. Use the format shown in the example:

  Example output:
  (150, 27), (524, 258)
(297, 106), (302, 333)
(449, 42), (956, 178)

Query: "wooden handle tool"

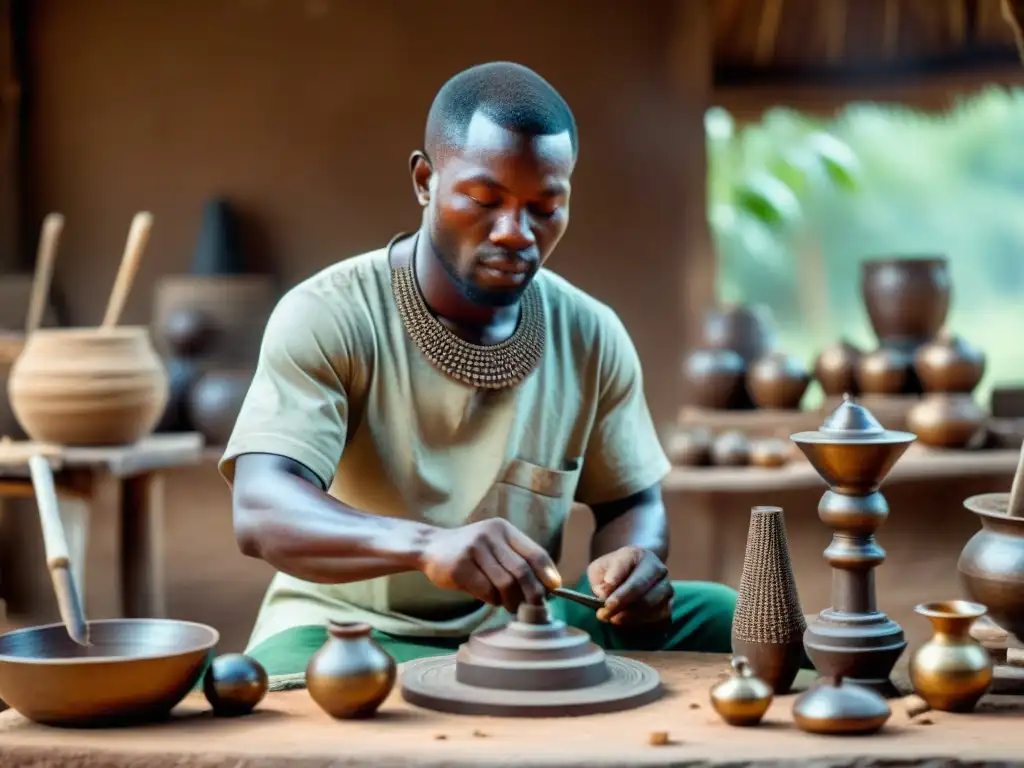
(551, 586), (605, 611)
(101, 211), (153, 329)
(28, 454), (90, 646)
(25, 213), (64, 334)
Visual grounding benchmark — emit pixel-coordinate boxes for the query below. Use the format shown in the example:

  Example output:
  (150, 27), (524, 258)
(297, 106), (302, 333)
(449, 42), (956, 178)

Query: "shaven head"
(411, 62), (577, 308)
(425, 62), (578, 163)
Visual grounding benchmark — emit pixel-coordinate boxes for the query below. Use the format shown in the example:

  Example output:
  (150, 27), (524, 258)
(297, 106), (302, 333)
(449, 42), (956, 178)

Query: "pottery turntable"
(400, 602), (662, 717)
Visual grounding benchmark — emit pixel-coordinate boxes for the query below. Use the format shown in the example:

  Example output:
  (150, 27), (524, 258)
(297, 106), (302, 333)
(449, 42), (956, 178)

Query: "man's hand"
(588, 546), (672, 626)
(418, 519), (562, 614)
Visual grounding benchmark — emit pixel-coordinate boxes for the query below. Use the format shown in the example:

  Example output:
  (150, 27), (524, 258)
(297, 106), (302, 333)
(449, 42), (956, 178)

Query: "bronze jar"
(701, 304), (777, 363)
(306, 621), (396, 719)
(746, 352), (810, 410)
(908, 600), (992, 712)
(860, 257), (951, 353)
(683, 348), (747, 410)
(814, 340), (862, 397)
(914, 330), (986, 394)
(958, 493), (1024, 643)
(906, 393), (987, 449)
(856, 347), (916, 395)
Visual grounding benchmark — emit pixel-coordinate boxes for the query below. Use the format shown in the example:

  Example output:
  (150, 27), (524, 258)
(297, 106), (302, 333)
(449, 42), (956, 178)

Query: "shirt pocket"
(473, 457), (582, 551)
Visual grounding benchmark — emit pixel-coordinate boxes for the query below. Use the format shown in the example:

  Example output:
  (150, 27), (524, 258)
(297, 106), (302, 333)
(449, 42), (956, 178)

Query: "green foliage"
(708, 86), (1024, 406)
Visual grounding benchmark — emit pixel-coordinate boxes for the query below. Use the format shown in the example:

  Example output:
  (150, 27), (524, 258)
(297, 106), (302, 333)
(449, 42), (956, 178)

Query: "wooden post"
(0, 0), (19, 271)
(663, 0), (714, 416)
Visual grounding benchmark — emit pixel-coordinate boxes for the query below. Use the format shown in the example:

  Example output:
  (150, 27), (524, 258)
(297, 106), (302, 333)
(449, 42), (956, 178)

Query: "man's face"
(420, 113), (574, 307)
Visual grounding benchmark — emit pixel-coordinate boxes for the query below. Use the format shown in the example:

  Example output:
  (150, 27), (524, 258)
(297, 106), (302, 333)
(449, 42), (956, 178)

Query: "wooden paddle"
(101, 211), (153, 329)
(25, 213), (64, 335)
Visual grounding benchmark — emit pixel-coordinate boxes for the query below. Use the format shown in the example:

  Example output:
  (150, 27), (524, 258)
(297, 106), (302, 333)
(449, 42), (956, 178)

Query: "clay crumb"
(916, 717), (934, 726)
(648, 731), (670, 746)
(902, 696), (931, 719)
(434, 734), (448, 740)
(689, 702), (700, 709)
(472, 729), (488, 738)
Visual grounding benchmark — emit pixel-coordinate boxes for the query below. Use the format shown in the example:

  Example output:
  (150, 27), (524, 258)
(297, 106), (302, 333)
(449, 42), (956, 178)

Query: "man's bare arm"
(231, 452), (433, 584)
(588, 484), (668, 562)
(230, 452), (561, 610)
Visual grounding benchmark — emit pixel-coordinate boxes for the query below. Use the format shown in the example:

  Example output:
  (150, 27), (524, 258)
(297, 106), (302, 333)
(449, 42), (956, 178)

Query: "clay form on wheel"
(400, 602), (662, 717)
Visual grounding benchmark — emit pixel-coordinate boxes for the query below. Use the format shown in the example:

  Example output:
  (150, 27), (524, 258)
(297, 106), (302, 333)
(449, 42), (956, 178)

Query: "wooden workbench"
(0, 652), (1021, 767)
(0, 433), (204, 620)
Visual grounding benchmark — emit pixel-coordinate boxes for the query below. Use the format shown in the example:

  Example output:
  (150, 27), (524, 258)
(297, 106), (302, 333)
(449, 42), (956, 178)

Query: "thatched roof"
(714, 0), (1022, 86)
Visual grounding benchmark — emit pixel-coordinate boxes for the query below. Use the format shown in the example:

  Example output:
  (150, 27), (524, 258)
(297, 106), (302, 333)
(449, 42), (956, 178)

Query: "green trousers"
(247, 578), (737, 679)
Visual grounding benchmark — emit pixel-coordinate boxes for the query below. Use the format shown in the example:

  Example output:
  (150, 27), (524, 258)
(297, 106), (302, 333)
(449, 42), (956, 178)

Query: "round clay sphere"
(203, 653), (269, 717)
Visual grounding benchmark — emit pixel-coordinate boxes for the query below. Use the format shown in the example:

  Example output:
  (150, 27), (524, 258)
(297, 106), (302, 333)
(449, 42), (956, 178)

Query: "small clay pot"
(187, 368), (253, 446)
(749, 438), (789, 468)
(814, 340), (862, 397)
(747, 352), (811, 410)
(306, 621), (396, 719)
(702, 305), (777, 363)
(906, 393), (987, 448)
(665, 428), (713, 466)
(914, 330), (986, 395)
(712, 431), (750, 467)
(683, 348), (747, 410)
(856, 347), (915, 395)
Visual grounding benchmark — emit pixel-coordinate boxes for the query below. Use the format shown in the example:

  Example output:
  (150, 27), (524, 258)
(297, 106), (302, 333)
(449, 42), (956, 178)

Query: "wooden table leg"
(120, 472), (167, 619)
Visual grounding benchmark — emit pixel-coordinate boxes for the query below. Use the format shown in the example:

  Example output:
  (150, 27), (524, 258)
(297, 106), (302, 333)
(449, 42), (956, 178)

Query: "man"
(221, 61), (736, 676)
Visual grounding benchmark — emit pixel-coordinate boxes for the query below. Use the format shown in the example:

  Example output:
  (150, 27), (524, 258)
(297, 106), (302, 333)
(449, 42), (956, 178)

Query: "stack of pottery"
(683, 305), (776, 410)
(665, 428), (792, 470)
(152, 198), (276, 445)
(855, 257), (951, 395)
(683, 305), (809, 412)
(906, 330), (988, 448)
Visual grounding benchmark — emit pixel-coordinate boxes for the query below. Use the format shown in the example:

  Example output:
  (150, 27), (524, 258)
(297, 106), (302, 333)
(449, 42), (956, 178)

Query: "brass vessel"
(914, 330), (986, 394)
(909, 600), (992, 712)
(203, 653), (268, 717)
(665, 427), (712, 466)
(306, 621), (396, 719)
(792, 676), (891, 735)
(814, 339), (862, 397)
(749, 438), (790, 468)
(906, 393), (987, 449)
(711, 430), (750, 467)
(747, 352), (811, 410)
(709, 656), (773, 726)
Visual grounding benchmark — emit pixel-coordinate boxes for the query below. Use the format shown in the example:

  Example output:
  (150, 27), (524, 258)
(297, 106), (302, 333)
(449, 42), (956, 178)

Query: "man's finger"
(504, 527), (562, 591)
(472, 544), (524, 614)
(601, 559), (667, 616)
(456, 560), (502, 607)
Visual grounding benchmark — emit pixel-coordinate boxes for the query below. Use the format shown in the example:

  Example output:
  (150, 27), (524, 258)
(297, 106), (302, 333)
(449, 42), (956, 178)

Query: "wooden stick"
(28, 454), (89, 645)
(1007, 442), (1024, 517)
(25, 213), (64, 334)
(101, 211), (153, 329)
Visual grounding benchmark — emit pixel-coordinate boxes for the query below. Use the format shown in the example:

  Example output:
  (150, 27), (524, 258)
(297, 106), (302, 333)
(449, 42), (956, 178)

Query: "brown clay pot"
(856, 347), (916, 395)
(959, 493), (1024, 643)
(747, 352), (810, 410)
(914, 330), (986, 395)
(813, 340), (862, 397)
(683, 348), (747, 410)
(665, 428), (713, 466)
(187, 368), (253, 446)
(306, 621), (396, 719)
(712, 431), (750, 467)
(701, 305), (777, 363)
(8, 328), (169, 445)
(861, 257), (951, 352)
(749, 438), (790, 468)
(906, 393), (987, 449)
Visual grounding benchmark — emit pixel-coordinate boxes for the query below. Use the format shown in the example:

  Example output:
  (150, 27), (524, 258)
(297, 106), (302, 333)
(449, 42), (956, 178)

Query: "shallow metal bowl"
(0, 618), (219, 727)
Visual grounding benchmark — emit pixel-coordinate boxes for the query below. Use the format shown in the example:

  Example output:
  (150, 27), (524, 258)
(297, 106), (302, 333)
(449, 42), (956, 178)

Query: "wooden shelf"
(663, 446), (1021, 494)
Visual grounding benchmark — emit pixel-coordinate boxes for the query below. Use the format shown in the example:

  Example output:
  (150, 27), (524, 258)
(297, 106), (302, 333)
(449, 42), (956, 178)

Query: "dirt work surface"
(1, 652), (1023, 768)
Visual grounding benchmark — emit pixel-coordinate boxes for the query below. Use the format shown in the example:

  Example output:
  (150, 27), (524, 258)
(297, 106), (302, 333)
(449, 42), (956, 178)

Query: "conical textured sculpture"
(732, 506), (806, 694)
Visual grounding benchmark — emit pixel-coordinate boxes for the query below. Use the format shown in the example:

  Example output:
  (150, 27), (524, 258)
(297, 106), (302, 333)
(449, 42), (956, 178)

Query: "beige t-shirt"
(220, 240), (670, 649)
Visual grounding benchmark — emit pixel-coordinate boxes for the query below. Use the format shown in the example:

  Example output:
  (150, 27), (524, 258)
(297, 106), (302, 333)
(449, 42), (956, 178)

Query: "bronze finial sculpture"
(791, 395), (915, 696)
